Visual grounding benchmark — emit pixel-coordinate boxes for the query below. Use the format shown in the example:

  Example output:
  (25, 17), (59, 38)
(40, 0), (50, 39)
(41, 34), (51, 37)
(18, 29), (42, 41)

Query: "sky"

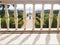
(0, 4), (60, 13)
(8, 4), (60, 10)
(6, 4), (59, 13)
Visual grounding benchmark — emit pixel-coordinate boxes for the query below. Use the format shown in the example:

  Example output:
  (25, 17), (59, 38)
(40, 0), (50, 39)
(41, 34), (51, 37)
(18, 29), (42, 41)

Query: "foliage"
(9, 17), (15, 28)
(51, 14), (57, 28)
(0, 10), (23, 28)
(0, 10), (58, 28)
(43, 14), (49, 28)
(35, 18), (40, 28)
(35, 13), (58, 28)
(18, 18), (23, 28)
(1, 17), (7, 28)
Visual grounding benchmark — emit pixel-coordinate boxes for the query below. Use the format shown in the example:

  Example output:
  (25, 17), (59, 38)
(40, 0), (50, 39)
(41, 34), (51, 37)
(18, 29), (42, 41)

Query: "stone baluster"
(32, 4), (35, 30)
(5, 4), (9, 30)
(49, 4), (53, 30)
(57, 10), (60, 31)
(41, 4), (44, 30)
(0, 15), (1, 30)
(14, 4), (18, 30)
(23, 4), (26, 30)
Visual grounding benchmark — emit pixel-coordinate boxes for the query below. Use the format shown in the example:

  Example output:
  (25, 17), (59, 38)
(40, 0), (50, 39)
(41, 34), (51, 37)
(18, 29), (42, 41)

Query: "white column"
(14, 4), (18, 30)
(49, 4), (53, 30)
(23, 4), (26, 30)
(57, 10), (60, 30)
(41, 4), (44, 30)
(32, 4), (35, 30)
(5, 4), (9, 30)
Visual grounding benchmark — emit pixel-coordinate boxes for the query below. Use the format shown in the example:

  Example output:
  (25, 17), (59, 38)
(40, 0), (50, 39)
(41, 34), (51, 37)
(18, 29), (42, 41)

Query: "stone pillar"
(41, 4), (44, 30)
(32, 4), (35, 30)
(14, 4), (18, 30)
(23, 4), (26, 30)
(5, 4), (9, 30)
(49, 4), (53, 30)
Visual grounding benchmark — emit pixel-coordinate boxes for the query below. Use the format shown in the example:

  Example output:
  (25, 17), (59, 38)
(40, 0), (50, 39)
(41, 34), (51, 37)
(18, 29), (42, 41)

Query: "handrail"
(0, 0), (60, 4)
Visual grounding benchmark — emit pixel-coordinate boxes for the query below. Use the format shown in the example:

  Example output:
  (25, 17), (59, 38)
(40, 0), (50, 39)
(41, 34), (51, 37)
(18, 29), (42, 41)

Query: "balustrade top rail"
(0, 0), (60, 4)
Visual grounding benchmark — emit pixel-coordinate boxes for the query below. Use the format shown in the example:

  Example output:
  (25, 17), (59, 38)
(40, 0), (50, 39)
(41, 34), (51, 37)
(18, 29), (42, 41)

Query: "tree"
(0, 4), (14, 11)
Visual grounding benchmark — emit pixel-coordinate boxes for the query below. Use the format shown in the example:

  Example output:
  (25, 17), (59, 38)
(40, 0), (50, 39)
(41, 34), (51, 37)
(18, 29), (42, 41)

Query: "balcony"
(0, 0), (60, 45)
(0, 0), (60, 33)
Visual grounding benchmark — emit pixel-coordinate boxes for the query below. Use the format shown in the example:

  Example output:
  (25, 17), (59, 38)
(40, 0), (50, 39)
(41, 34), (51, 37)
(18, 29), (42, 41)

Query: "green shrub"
(18, 18), (23, 28)
(9, 17), (15, 28)
(51, 14), (57, 28)
(43, 14), (49, 28)
(1, 17), (7, 28)
(35, 19), (40, 28)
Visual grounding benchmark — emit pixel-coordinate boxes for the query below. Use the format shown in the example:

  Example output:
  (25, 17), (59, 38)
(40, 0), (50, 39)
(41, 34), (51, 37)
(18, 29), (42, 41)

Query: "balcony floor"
(0, 33), (60, 45)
